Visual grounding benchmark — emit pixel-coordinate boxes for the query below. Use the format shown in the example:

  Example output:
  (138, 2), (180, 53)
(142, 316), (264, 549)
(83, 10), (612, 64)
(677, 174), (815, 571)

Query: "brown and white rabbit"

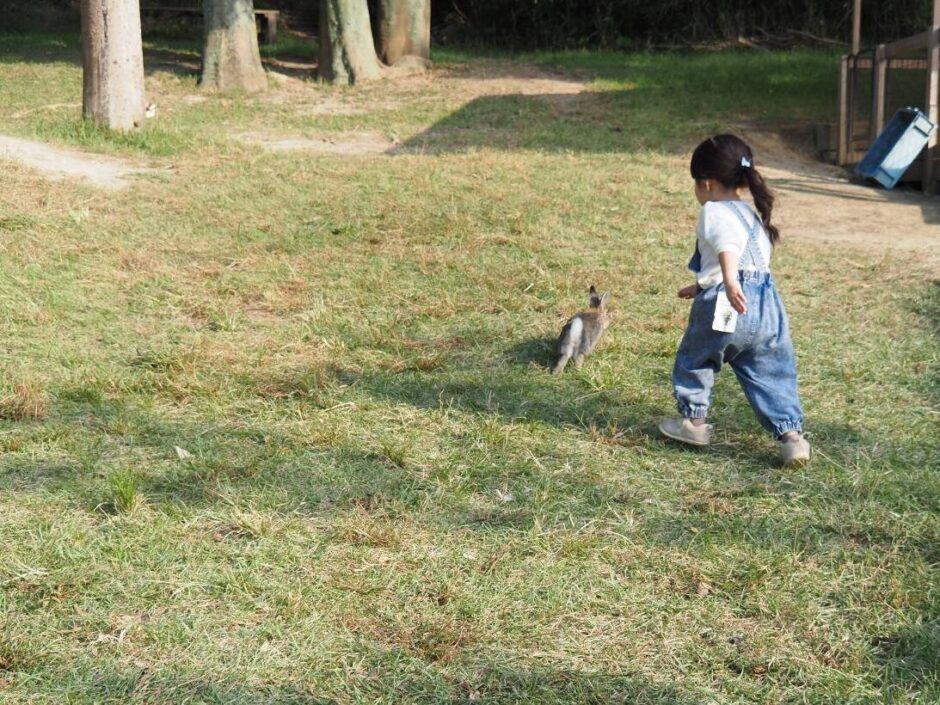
(552, 285), (610, 374)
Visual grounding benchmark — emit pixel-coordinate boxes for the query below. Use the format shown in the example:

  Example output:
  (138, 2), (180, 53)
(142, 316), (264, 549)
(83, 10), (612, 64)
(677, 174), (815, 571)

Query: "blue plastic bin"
(855, 107), (936, 188)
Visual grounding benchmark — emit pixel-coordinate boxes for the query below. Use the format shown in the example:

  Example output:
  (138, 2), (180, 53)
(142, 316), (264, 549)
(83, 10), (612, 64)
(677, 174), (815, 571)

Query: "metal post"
(871, 44), (887, 140)
(852, 0), (862, 55)
(924, 1), (939, 193)
(838, 55), (850, 165)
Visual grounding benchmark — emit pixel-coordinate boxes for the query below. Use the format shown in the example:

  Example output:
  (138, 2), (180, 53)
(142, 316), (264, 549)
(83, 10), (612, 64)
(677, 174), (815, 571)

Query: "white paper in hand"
(712, 292), (738, 333)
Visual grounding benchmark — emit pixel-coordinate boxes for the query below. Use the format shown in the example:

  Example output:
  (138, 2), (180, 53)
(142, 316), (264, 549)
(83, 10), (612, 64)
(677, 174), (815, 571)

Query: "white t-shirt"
(694, 200), (773, 288)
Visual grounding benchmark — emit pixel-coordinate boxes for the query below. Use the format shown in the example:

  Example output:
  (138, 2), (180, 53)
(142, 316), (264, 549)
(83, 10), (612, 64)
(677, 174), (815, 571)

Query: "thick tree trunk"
(377, 0), (430, 64)
(202, 0), (268, 92)
(318, 0), (383, 85)
(80, 0), (146, 130)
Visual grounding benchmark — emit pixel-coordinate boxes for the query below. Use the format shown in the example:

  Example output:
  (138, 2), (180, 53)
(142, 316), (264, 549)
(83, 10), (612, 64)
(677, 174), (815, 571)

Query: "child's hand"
(724, 280), (747, 314)
(717, 250), (747, 313)
(677, 284), (698, 299)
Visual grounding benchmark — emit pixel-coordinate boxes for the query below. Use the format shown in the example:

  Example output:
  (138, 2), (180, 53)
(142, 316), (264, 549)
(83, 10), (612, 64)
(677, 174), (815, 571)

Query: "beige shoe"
(780, 434), (811, 466)
(659, 417), (713, 446)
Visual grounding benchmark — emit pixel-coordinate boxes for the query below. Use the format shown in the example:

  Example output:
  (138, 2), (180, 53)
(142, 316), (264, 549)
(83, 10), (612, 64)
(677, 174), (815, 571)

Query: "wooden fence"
(837, 2), (939, 192)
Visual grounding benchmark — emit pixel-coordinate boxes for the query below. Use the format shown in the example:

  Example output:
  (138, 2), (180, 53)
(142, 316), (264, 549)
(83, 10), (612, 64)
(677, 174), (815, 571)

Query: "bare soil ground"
(0, 134), (156, 189)
(742, 129), (940, 267)
(233, 130), (396, 155)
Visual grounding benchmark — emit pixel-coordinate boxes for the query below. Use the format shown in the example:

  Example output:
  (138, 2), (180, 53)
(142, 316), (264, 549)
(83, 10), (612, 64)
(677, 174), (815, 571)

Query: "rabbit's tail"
(552, 317), (582, 374)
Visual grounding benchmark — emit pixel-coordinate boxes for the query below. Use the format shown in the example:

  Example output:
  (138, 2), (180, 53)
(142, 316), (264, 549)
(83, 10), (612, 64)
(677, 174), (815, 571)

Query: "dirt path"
(0, 134), (155, 189)
(233, 130), (396, 155)
(743, 130), (939, 269)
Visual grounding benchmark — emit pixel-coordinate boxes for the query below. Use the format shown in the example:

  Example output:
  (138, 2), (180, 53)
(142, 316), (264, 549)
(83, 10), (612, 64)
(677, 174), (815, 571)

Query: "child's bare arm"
(718, 251), (747, 314)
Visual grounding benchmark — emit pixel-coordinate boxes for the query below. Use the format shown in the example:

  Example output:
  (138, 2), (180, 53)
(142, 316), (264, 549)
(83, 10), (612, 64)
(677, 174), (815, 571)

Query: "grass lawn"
(0, 32), (938, 705)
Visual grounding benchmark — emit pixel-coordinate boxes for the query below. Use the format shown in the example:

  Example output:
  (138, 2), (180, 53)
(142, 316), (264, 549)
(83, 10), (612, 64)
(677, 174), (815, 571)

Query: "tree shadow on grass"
(0, 394), (642, 531)
(0, 32), (309, 81)
(349, 365), (657, 431)
(7, 658), (698, 705)
(0, 32), (80, 65)
(143, 47), (201, 78)
(919, 279), (940, 405)
(0, 379), (772, 544)
(387, 88), (940, 227)
(1, 392), (937, 614)
(0, 336), (934, 556)
(385, 51), (831, 157)
(344, 349), (940, 547)
(388, 91), (649, 156)
(143, 46), (316, 81)
(0, 33), (200, 78)
(505, 335), (557, 370)
(872, 620), (940, 702)
(0, 421), (427, 517)
(639, 485), (939, 563)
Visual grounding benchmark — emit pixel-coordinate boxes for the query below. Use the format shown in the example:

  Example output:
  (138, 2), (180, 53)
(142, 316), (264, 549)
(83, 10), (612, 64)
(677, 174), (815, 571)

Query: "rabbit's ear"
(599, 291), (611, 309)
(588, 285), (601, 307)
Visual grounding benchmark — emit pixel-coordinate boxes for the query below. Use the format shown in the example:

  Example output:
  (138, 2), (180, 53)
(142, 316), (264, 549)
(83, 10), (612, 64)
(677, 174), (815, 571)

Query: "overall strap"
(723, 201), (768, 272)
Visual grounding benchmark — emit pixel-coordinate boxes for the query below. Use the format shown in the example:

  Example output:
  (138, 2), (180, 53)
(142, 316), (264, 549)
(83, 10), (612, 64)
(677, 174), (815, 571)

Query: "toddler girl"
(659, 134), (810, 466)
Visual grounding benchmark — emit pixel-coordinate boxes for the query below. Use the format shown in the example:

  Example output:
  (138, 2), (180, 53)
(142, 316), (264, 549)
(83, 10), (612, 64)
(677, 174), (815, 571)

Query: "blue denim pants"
(672, 271), (804, 438)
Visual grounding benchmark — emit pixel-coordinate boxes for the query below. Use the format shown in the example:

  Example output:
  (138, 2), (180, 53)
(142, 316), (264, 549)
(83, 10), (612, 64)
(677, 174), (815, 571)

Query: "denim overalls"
(673, 202), (804, 438)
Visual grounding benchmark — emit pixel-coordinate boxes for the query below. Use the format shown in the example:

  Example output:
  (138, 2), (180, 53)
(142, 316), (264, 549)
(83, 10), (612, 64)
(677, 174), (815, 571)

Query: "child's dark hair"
(690, 134), (779, 244)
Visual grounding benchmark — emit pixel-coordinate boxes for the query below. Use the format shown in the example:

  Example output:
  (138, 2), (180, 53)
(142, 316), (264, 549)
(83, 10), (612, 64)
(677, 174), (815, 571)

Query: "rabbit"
(552, 285), (610, 374)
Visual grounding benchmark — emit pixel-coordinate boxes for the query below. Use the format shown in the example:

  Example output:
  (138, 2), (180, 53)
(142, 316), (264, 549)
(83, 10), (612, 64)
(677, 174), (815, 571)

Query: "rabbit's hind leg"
(574, 331), (594, 369)
(552, 351), (572, 374)
(552, 317), (582, 374)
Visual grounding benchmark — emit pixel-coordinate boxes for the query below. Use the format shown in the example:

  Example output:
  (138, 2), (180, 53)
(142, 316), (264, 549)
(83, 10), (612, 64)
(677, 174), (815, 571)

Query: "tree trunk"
(202, 0), (268, 92)
(80, 0), (146, 130)
(318, 0), (383, 85)
(377, 0), (430, 64)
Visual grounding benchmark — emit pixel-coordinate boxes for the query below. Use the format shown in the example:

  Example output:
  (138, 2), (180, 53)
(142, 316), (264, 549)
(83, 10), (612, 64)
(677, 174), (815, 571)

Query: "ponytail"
(743, 165), (780, 245)
(690, 133), (781, 245)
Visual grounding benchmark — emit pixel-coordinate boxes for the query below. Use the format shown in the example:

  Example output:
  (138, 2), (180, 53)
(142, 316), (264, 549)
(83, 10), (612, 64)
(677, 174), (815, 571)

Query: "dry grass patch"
(342, 612), (478, 664)
(251, 352), (347, 404)
(0, 380), (49, 421)
(233, 130), (397, 155)
(332, 509), (402, 548)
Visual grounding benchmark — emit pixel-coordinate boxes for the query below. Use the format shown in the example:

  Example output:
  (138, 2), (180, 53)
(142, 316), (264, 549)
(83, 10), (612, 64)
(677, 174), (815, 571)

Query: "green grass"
(259, 33), (319, 59)
(0, 32), (937, 705)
